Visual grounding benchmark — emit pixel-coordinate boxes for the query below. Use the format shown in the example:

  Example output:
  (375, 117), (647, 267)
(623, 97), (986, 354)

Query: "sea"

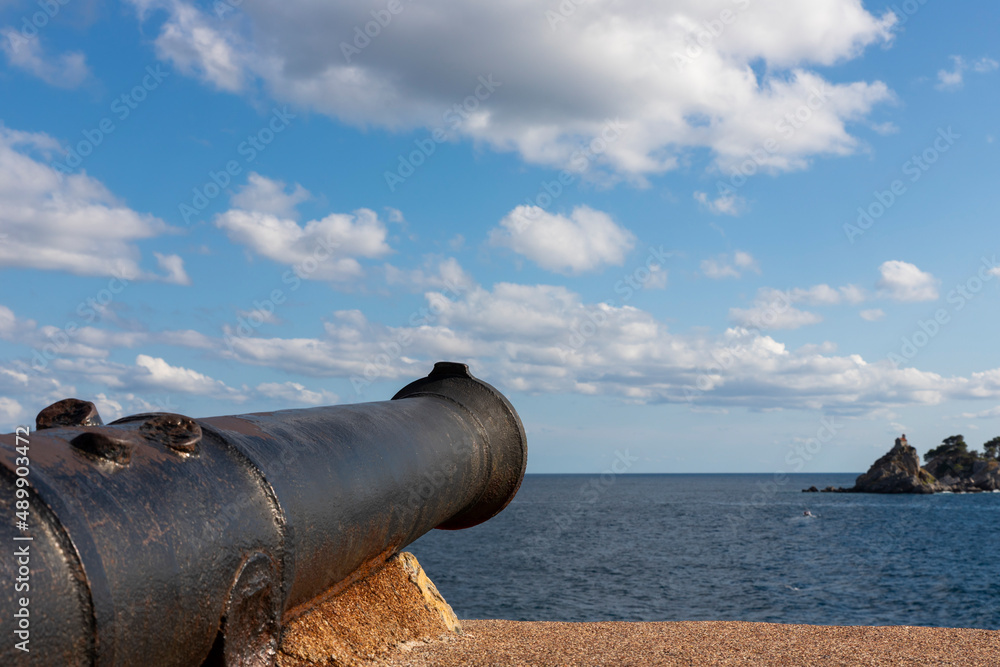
(407, 474), (1000, 629)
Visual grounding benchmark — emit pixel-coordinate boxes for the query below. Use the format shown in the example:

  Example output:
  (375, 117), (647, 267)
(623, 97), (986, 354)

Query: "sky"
(0, 0), (998, 473)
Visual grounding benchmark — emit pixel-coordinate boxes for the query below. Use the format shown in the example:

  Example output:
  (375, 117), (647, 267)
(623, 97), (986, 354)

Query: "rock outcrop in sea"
(850, 435), (940, 493)
(804, 434), (1000, 494)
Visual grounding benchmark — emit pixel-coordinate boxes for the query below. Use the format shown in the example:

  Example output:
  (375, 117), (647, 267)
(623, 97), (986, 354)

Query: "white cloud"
(254, 381), (338, 406)
(215, 179), (392, 281)
(870, 121), (899, 135)
(788, 284), (866, 305)
(958, 406), (1000, 419)
(0, 396), (23, 422)
(128, 0), (896, 177)
(694, 191), (745, 216)
(0, 125), (187, 282)
(384, 257), (474, 292)
(489, 205), (635, 275)
(936, 55), (999, 91)
(860, 308), (885, 321)
(0, 361), (74, 419)
(132, 354), (238, 396)
(151, 0), (246, 91)
(154, 252), (191, 285)
(727, 282), (866, 329)
(645, 264), (669, 290)
(701, 251), (759, 279)
(231, 173), (310, 219)
(876, 260), (938, 302)
(730, 302), (823, 330)
(8, 272), (1000, 417)
(214, 279), (1000, 413)
(726, 275), (879, 329)
(972, 57), (999, 73)
(0, 305), (216, 372)
(936, 56), (966, 90)
(385, 207), (405, 224)
(0, 30), (90, 88)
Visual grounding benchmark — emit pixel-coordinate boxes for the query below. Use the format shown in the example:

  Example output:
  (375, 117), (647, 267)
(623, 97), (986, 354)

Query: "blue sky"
(0, 0), (997, 473)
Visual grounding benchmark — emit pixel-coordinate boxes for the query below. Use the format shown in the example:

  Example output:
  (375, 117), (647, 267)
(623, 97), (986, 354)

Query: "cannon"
(0, 361), (526, 666)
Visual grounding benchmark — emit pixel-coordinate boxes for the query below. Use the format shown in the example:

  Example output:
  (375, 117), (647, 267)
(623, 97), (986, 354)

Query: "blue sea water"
(407, 474), (1000, 628)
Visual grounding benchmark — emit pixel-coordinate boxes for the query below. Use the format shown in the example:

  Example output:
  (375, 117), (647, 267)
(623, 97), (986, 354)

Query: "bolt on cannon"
(0, 362), (527, 666)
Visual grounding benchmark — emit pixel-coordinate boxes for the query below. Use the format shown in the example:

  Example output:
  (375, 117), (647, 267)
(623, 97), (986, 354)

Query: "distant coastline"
(804, 433), (1000, 494)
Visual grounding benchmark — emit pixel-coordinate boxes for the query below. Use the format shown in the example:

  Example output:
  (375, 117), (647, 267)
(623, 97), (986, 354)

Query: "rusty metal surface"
(0, 362), (526, 666)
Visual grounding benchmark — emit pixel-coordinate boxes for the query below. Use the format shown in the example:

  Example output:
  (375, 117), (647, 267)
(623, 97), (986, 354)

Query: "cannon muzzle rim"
(392, 361), (527, 530)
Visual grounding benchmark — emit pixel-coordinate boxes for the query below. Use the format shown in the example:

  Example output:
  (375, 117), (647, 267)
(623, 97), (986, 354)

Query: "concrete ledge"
(277, 552), (461, 667)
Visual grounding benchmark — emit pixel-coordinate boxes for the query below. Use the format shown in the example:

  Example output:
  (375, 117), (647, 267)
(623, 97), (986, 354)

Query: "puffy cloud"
(726, 280), (870, 329)
(231, 173), (310, 219)
(215, 178), (392, 281)
(935, 55), (998, 91)
(876, 260), (938, 302)
(694, 190), (745, 216)
(701, 250), (759, 279)
(7, 271), (1000, 416)
(0, 30), (90, 88)
(729, 297), (823, 330)
(154, 252), (191, 285)
(859, 308), (885, 321)
(212, 280), (1000, 413)
(151, 0), (246, 91)
(0, 362), (74, 419)
(936, 55), (966, 90)
(0, 305), (215, 372)
(128, 0), (896, 177)
(972, 56), (1000, 73)
(0, 396), (23, 422)
(490, 205), (635, 274)
(0, 125), (187, 282)
(787, 284), (866, 305)
(383, 257), (474, 292)
(132, 354), (234, 395)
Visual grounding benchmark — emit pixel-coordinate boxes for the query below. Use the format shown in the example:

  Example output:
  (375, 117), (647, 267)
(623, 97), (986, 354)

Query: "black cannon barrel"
(0, 362), (526, 666)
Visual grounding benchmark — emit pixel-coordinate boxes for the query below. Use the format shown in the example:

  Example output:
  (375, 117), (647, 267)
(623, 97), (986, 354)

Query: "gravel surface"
(377, 620), (1000, 666)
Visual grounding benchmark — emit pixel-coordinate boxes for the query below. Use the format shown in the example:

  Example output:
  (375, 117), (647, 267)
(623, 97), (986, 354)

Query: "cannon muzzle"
(0, 362), (526, 666)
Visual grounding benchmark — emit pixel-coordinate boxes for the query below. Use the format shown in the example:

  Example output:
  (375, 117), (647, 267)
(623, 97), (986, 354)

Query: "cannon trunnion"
(0, 362), (526, 666)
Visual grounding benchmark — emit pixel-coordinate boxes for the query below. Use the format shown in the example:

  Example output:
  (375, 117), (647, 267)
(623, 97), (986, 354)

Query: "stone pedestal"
(277, 552), (461, 666)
